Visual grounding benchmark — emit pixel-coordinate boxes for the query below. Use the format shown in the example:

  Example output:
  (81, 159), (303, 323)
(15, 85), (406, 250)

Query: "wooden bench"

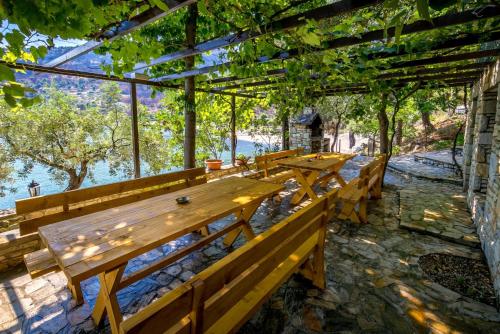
(18, 168), (206, 282)
(120, 188), (339, 334)
(336, 154), (386, 224)
(24, 248), (59, 279)
(255, 148), (304, 184)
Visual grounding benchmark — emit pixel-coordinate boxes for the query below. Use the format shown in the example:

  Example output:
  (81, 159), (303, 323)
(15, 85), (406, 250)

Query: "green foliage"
(0, 82), (170, 190)
(248, 112), (281, 155)
(157, 90), (256, 164)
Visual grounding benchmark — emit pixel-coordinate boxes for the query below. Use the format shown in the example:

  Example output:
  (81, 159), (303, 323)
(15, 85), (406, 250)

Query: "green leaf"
(416, 0), (432, 22)
(149, 0), (169, 12)
(4, 94), (17, 107)
(0, 65), (15, 82)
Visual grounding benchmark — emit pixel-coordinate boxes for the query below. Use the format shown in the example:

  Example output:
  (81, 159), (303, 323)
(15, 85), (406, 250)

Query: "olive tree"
(0, 82), (170, 191)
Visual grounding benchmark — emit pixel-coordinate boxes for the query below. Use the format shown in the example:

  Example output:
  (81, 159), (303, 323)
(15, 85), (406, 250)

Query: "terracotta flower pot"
(205, 159), (223, 170)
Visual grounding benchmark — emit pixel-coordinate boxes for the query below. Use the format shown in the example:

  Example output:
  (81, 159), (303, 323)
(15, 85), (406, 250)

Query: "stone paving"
(415, 150), (464, 165)
(0, 156), (498, 333)
(399, 185), (480, 247)
(389, 151), (462, 183)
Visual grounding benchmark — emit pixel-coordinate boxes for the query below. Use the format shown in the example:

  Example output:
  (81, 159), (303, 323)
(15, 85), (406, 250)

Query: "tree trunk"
(349, 131), (355, 149)
(183, 4), (198, 169)
(395, 119), (403, 146)
(230, 95), (236, 165)
(65, 162), (88, 191)
(377, 92), (389, 154)
(421, 111), (434, 133)
(282, 114), (289, 150)
(330, 122), (340, 151)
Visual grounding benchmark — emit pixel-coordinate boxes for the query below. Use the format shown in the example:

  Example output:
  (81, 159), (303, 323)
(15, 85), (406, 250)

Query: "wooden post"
(282, 114), (290, 150)
(230, 95), (236, 165)
(184, 4), (198, 169)
(130, 82), (141, 178)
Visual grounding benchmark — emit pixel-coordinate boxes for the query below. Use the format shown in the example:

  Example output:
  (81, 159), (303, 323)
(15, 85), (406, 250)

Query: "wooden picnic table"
(38, 176), (283, 334)
(277, 153), (355, 205)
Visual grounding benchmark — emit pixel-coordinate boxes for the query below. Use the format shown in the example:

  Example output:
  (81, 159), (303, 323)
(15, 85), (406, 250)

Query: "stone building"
(463, 60), (500, 302)
(289, 107), (329, 153)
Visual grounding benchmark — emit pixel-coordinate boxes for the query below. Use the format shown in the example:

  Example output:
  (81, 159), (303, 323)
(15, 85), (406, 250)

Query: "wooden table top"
(39, 177), (284, 283)
(277, 153), (356, 171)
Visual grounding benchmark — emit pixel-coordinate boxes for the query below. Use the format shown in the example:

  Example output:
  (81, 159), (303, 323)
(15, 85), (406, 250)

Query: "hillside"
(16, 47), (164, 111)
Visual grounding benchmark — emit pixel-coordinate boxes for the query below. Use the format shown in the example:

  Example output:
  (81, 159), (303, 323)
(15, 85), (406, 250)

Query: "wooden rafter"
(4, 61), (259, 98)
(211, 62), (491, 91)
(133, 0), (382, 72)
(155, 6), (500, 81)
(43, 0), (197, 68)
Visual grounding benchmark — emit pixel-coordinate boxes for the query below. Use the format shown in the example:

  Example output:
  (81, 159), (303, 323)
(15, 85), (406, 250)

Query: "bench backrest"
(120, 189), (338, 334)
(255, 148), (304, 176)
(16, 167), (206, 235)
(359, 154), (386, 189)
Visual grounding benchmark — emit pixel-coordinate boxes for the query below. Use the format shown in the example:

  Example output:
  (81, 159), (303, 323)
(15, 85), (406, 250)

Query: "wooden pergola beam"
(390, 49), (499, 68)
(43, 0), (197, 68)
(211, 64), (489, 91)
(133, 0), (382, 72)
(201, 48), (499, 86)
(155, 6), (500, 81)
(4, 61), (260, 98)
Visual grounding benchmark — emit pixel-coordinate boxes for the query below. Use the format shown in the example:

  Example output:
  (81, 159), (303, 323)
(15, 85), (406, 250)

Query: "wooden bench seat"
(16, 167), (207, 236)
(120, 188), (339, 334)
(23, 248), (59, 279)
(336, 154), (386, 224)
(255, 148), (304, 184)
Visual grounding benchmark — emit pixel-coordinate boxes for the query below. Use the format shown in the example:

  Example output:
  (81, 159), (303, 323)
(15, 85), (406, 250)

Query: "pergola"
(3, 0), (499, 178)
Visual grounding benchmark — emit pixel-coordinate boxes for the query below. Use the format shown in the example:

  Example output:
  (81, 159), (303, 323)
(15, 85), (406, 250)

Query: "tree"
(0, 82), (170, 191)
(316, 95), (356, 151)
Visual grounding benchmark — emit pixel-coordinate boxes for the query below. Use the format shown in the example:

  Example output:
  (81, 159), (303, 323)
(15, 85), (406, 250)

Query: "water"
(0, 138), (260, 209)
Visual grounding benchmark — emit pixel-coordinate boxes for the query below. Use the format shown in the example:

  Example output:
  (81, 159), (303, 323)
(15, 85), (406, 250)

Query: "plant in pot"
(197, 101), (230, 171)
(235, 153), (249, 167)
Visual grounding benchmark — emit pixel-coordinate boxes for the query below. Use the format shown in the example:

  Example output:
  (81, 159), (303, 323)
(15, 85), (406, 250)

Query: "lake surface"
(0, 138), (260, 209)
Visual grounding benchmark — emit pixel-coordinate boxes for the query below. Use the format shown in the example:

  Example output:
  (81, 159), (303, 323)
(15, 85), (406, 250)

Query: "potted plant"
(205, 158), (223, 170)
(235, 154), (249, 166)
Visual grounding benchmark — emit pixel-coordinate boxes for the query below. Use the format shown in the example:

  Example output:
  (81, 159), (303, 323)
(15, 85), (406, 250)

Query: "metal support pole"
(130, 83), (141, 178)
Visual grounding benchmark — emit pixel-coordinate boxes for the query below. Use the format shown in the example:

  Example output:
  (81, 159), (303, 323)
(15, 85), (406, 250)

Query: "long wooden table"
(277, 153), (355, 205)
(38, 177), (283, 334)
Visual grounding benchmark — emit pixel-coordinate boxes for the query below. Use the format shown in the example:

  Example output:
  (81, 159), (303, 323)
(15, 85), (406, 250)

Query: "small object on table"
(176, 196), (190, 204)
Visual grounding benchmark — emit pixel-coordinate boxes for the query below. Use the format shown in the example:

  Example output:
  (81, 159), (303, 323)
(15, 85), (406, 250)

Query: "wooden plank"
(120, 285), (193, 334)
(23, 248), (59, 279)
(277, 153), (355, 171)
(193, 197), (326, 298)
(205, 233), (318, 334)
(39, 178), (283, 283)
(44, 0), (197, 68)
(203, 219), (323, 330)
(19, 178), (206, 235)
(16, 167), (205, 214)
(134, 0), (381, 71)
(117, 219), (245, 290)
(130, 82), (141, 178)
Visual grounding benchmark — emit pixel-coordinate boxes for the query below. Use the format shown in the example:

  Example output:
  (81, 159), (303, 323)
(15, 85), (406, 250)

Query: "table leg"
(92, 264), (126, 334)
(291, 169), (320, 205)
(67, 280), (83, 305)
(223, 202), (260, 247)
(333, 172), (347, 187)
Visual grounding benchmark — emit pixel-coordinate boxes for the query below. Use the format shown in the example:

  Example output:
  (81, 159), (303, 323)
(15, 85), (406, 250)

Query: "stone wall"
(0, 230), (41, 272)
(290, 124), (312, 153)
(464, 60), (500, 302)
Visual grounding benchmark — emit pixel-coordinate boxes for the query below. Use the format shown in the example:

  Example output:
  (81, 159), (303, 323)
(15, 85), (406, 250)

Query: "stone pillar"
(467, 90), (497, 204)
(290, 125), (312, 153)
(463, 97), (478, 191)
